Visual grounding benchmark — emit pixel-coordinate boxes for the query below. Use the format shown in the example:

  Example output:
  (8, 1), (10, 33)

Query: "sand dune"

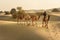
(0, 20), (60, 40)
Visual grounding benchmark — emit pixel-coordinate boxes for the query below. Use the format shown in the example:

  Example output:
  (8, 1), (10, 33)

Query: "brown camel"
(16, 10), (25, 24)
(30, 14), (40, 26)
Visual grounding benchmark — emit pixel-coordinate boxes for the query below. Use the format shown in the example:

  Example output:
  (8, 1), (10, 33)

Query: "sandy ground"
(0, 12), (60, 40)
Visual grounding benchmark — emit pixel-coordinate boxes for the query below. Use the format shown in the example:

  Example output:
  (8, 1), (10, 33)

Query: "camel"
(42, 11), (50, 29)
(30, 14), (40, 26)
(16, 10), (25, 24)
(16, 10), (50, 28)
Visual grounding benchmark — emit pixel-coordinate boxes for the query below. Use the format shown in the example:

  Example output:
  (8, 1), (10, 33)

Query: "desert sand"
(0, 12), (60, 40)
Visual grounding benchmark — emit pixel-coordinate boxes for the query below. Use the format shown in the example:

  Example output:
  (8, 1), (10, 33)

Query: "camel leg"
(17, 19), (19, 24)
(27, 21), (30, 26)
(17, 18), (19, 24)
(42, 21), (45, 27)
(31, 21), (34, 26)
(45, 21), (48, 29)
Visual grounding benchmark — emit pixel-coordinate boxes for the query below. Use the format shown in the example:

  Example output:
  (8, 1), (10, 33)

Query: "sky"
(0, 0), (60, 11)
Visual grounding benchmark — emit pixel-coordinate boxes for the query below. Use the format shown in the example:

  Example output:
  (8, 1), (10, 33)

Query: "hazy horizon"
(0, 0), (60, 11)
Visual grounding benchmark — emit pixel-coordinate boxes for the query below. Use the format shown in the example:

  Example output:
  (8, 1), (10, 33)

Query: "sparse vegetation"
(52, 8), (60, 12)
(0, 11), (3, 13)
(4, 11), (10, 15)
(10, 8), (17, 18)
